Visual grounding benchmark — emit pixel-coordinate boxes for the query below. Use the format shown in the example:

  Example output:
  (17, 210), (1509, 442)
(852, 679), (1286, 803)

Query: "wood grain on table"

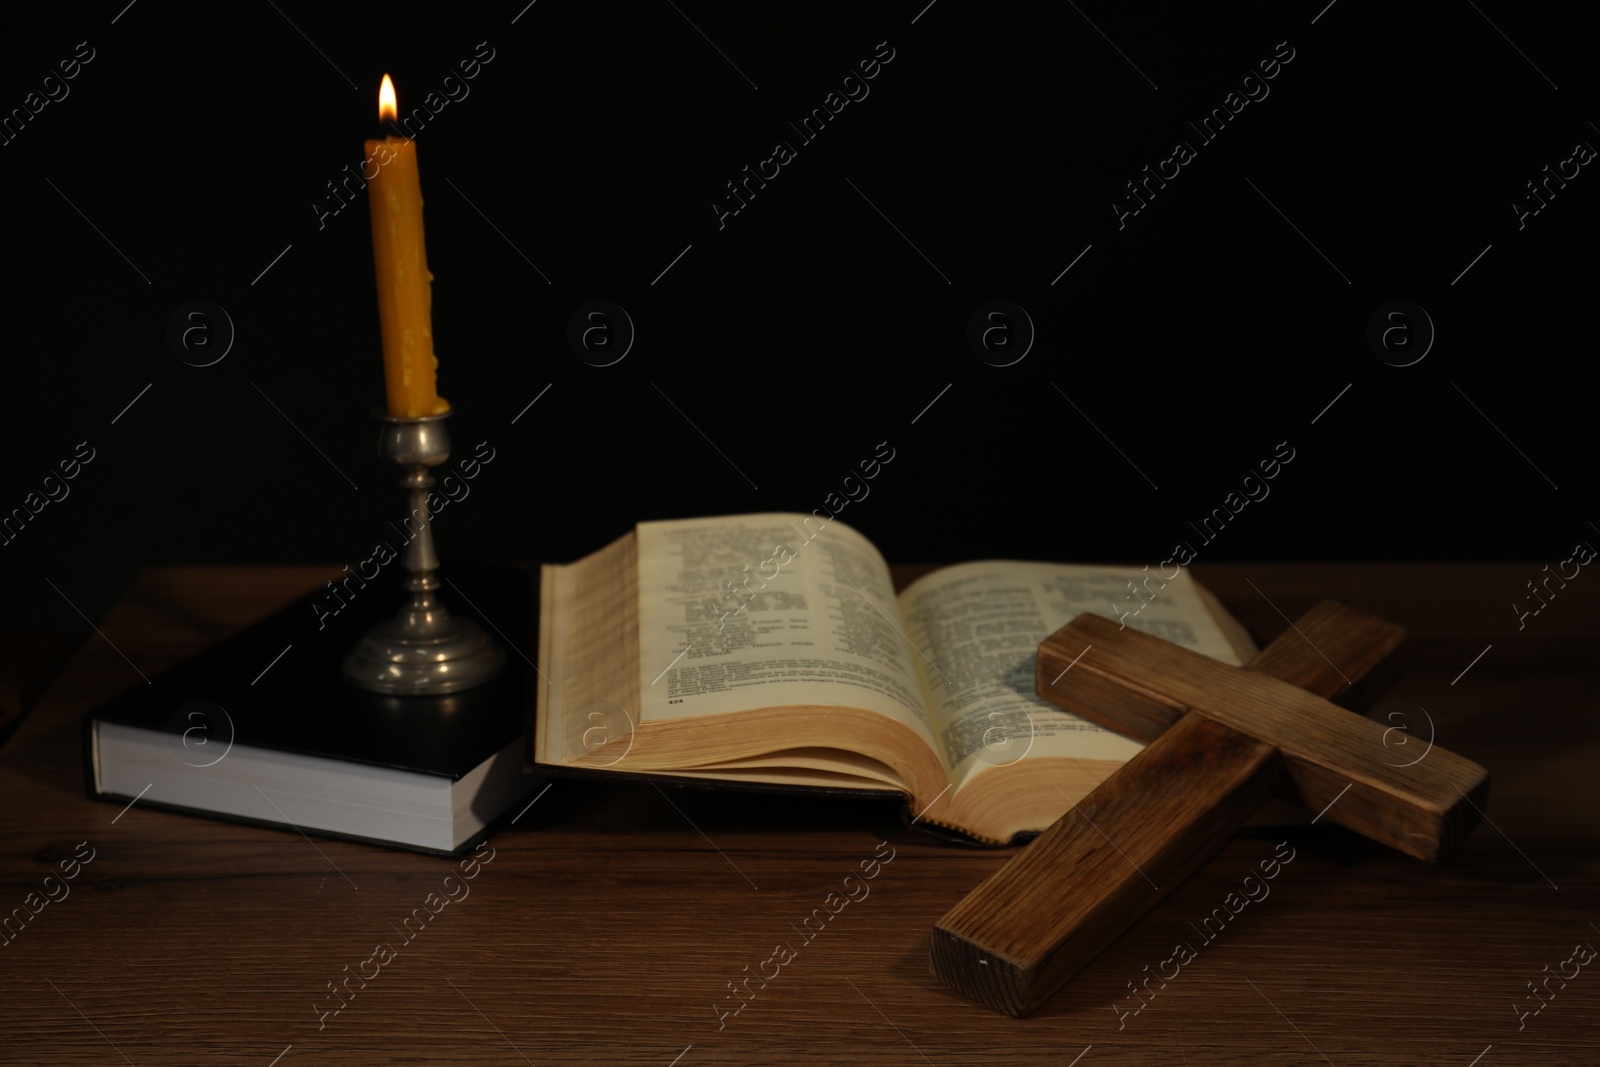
(0, 564), (1595, 1065)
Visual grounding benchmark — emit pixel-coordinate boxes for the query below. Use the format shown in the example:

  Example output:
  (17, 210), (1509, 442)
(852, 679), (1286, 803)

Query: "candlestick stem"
(341, 411), (505, 695)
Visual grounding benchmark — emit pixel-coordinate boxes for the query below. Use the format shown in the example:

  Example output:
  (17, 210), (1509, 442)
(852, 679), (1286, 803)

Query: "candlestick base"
(340, 409), (506, 697)
(341, 607), (505, 696)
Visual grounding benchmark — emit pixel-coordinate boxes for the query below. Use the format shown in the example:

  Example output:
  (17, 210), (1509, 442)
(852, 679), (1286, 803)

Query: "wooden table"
(2, 564), (1596, 1065)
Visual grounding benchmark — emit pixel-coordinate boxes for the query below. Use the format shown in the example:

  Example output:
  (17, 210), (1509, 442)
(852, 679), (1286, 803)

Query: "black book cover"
(84, 560), (534, 853)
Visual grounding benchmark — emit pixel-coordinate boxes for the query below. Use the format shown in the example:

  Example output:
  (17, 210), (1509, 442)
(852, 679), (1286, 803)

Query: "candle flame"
(378, 74), (397, 123)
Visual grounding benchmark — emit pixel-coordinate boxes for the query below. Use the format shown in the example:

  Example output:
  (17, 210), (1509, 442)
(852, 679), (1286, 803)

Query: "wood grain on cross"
(929, 601), (1491, 1017)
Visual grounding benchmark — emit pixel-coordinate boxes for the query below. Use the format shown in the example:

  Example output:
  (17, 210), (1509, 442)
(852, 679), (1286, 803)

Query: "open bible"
(533, 514), (1255, 844)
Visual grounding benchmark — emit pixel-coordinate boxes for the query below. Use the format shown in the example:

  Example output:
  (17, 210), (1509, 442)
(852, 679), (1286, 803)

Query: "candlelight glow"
(378, 74), (397, 123)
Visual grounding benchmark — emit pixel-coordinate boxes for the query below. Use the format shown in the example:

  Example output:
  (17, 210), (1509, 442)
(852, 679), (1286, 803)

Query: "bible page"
(635, 514), (936, 750)
(897, 561), (1244, 792)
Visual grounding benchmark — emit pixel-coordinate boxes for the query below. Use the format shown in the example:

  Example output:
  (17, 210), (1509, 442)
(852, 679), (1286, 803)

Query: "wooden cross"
(930, 601), (1490, 1016)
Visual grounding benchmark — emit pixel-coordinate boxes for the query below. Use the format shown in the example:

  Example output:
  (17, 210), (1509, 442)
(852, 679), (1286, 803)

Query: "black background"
(3, 1), (1596, 629)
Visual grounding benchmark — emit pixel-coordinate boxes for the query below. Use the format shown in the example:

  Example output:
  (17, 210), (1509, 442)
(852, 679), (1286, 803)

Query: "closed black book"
(84, 561), (536, 856)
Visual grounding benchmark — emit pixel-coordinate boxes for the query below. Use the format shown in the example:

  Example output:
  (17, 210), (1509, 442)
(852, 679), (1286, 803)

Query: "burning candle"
(366, 74), (447, 418)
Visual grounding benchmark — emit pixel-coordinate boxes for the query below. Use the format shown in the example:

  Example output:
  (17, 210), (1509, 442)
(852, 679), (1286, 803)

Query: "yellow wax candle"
(367, 74), (448, 418)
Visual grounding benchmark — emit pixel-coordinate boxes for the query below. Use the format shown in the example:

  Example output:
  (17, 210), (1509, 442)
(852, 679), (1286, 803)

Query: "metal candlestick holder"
(341, 410), (506, 695)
